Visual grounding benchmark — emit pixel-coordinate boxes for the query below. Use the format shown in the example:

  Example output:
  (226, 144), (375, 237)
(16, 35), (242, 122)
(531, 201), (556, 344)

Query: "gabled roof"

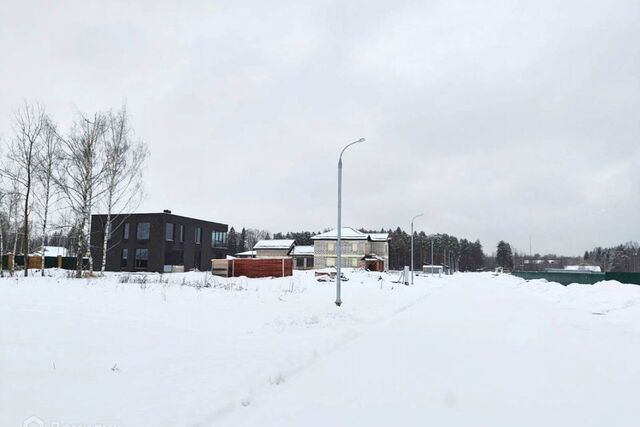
(311, 228), (369, 240)
(311, 228), (390, 242)
(369, 233), (389, 242)
(253, 239), (296, 250)
(292, 245), (314, 256)
(235, 250), (256, 256)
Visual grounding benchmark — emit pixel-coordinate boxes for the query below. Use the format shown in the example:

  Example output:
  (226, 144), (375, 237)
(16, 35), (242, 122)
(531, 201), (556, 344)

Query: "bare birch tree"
(0, 192), (5, 274)
(99, 106), (148, 273)
(0, 102), (46, 276)
(35, 118), (61, 275)
(7, 184), (21, 275)
(56, 112), (107, 278)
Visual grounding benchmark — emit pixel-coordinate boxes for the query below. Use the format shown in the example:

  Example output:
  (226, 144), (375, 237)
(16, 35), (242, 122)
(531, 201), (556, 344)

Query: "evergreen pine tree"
(227, 227), (238, 255)
(496, 240), (514, 269)
(238, 228), (247, 253)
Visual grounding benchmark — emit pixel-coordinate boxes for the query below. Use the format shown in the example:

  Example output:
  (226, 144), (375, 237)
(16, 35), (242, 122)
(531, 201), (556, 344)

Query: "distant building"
(564, 265), (602, 272)
(311, 228), (389, 271)
(90, 210), (228, 273)
(423, 264), (444, 274)
(253, 239), (295, 258)
(32, 246), (68, 257)
(292, 245), (314, 270)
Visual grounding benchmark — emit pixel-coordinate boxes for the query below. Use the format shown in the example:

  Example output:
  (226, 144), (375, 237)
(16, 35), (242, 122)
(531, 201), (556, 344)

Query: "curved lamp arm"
(339, 138), (366, 163)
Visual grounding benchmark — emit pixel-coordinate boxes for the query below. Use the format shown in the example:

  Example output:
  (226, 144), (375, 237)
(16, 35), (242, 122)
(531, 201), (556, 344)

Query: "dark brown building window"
(212, 231), (227, 248)
(137, 222), (150, 240)
(123, 223), (130, 240)
(135, 248), (148, 269)
(166, 223), (174, 241)
(121, 248), (128, 269)
(195, 227), (202, 245)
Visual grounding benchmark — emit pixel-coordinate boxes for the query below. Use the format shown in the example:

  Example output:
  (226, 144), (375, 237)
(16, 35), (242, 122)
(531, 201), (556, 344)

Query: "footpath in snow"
(2, 270), (640, 426)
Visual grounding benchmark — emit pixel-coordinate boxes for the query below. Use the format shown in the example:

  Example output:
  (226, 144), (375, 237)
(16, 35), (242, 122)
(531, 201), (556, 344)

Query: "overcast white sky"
(1, 0), (638, 255)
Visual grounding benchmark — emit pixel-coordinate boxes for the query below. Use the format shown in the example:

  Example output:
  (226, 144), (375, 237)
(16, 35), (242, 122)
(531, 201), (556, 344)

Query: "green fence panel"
(512, 271), (605, 286)
(604, 272), (640, 285)
(61, 257), (77, 270)
(44, 256), (58, 269)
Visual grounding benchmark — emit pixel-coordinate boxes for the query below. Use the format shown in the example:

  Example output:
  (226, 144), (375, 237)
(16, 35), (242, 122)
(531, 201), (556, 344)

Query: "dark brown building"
(90, 210), (228, 273)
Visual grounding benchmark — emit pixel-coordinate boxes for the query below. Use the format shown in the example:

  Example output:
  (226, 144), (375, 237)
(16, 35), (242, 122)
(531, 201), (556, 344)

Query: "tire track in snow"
(191, 282), (438, 426)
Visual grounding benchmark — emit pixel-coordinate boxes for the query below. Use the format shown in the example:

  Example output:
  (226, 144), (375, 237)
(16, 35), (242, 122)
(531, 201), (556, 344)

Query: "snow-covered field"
(2, 270), (640, 426)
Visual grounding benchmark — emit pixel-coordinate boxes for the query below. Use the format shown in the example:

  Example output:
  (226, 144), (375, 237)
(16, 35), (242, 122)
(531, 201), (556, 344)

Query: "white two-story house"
(311, 228), (389, 271)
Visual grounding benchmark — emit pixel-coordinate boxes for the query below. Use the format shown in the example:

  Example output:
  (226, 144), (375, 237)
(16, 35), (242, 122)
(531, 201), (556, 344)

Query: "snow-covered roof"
(235, 250), (257, 256)
(369, 233), (389, 242)
(253, 239), (295, 250)
(312, 228), (369, 240)
(292, 245), (314, 256)
(33, 246), (68, 257)
(565, 265), (602, 272)
(312, 228), (390, 242)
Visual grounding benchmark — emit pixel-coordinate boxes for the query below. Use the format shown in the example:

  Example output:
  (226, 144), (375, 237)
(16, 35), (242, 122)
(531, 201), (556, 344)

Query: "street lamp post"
(431, 239), (434, 277)
(335, 137), (366, 307)
(411, 213), (424, 285)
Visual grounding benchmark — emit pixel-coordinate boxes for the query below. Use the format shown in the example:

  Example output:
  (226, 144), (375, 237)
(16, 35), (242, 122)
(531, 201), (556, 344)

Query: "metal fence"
(512, 271), (640, 286)
(1, 255), (88, 271)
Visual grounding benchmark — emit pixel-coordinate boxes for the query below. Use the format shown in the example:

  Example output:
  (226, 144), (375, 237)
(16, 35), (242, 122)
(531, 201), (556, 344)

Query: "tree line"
(0, 101), (148, 277)
(584, 241), (640, 272)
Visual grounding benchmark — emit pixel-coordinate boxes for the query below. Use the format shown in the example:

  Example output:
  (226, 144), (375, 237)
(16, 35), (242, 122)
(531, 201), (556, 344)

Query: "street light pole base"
(335, 300), (342, 307)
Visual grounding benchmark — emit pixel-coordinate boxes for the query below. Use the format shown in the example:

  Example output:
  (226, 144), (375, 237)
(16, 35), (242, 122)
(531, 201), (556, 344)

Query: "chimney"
(163, 209), (172, 214)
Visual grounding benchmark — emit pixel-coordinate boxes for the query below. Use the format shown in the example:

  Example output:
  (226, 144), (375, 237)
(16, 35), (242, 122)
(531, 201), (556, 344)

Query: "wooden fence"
(212, 258), (293, 278)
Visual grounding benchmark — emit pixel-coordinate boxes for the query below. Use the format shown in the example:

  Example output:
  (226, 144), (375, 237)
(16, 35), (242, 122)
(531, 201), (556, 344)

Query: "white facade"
(254, 239), (295, 258)
(312, 228), (389, 270)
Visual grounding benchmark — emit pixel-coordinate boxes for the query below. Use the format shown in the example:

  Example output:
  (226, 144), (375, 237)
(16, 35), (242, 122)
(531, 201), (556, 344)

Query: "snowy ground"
(2, 270), (640, 426)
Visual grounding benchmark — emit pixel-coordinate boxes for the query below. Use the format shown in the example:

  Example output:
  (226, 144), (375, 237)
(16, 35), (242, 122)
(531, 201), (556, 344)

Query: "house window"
(296, 257), (305, 268)
(166, 223), (174, 241)
(308, 257), (314, 268)
(123, 223), (130, 240)
(137, 222), (150, 240)
(352, 243), (358, 252)
(178, 225), (184, 242)
(351, 258), (358, 267)
(121, 248), (128, 269)
(326, 257), (336, 267)
(135, 248), (149, 269)
(212, 231), (227, 248)
(327, 243), (335, 251)
(195, 227), (202, 244)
